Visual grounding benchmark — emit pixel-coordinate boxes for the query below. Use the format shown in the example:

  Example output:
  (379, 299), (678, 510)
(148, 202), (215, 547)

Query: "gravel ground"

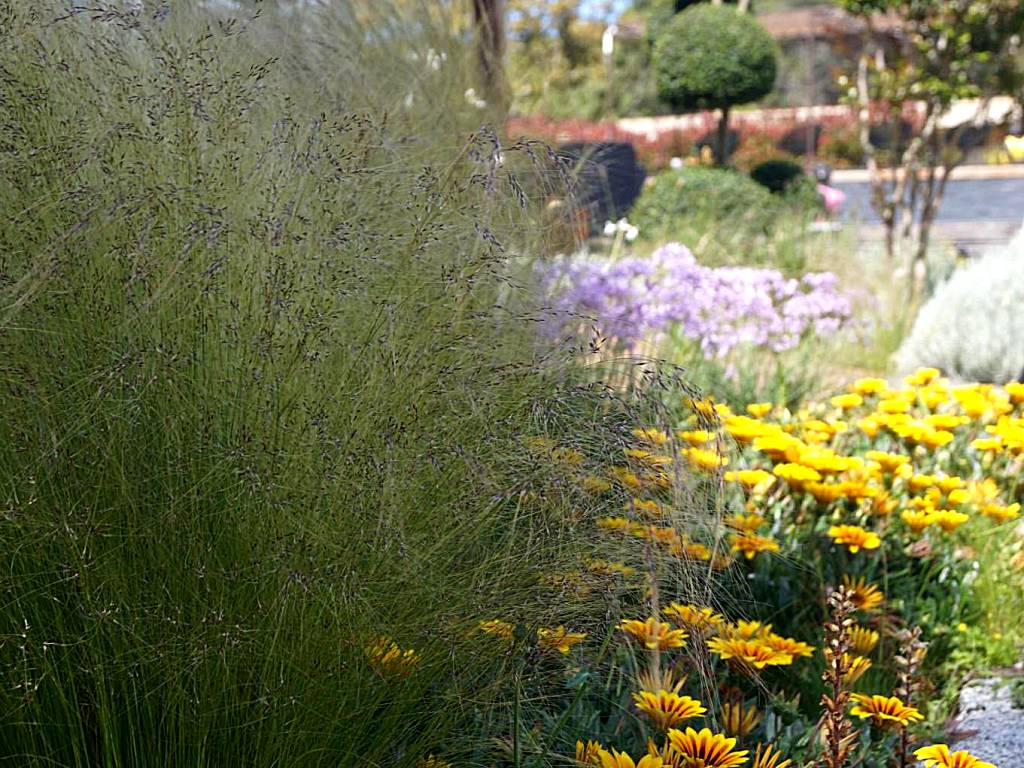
(947, 676), (1024, 766)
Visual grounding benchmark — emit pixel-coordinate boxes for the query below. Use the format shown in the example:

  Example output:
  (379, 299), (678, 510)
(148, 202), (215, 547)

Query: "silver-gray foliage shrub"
(897, 226), (1024, 382)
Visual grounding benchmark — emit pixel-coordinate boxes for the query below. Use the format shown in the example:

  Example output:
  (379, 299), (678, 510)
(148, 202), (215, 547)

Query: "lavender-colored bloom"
(540, 243), (851, 358)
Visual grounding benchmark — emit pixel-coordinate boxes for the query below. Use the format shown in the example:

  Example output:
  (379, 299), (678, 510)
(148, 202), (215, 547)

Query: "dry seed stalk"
(819, 586), (857, 768)
(893, 627), (928, 768)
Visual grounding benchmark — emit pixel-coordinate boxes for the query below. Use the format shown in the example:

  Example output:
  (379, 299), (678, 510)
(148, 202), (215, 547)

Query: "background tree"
(652, 4), (777, 164)
(472, 0), (507, 112)
(839, 0), (1024, 301)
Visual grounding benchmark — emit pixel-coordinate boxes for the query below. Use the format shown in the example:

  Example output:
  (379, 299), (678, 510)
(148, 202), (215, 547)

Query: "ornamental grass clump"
(0, 3), (715, 766)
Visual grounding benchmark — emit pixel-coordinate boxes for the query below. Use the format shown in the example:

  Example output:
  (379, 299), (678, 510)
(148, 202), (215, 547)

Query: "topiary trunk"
(716, 105), (730, 166)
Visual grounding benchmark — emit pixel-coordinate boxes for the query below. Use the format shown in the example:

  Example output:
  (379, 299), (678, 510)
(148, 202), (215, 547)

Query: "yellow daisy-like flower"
(627, 498), (666, 518)
(848, 626), (879, 655)
(982, 502), (1021, 522)
(633, 427), (671, 446)
(597, 516), (633, 533)
(925, 414), (969, 431)
(970, 437), (1004, 452)
(750, 743), (791, 768)
(773, 462), (822, 489)
(721, 701), (763, 737)
(577, 740), (604, 766)
(841, 575), (885, 611)
(1005, 381), (1024, 403)
(597, 747), (663, 768)
(582, 475), (613, 494)
(479, 619), (514, 639)
(905, 367), (941, 386)
(929, 509), (970, 533)
(633, 690), (706, 730)
(724, 513), (766, 532)
(663, 603), (726, 632)
(914, 744), (995, 768)
(761, 632), (815, 659)
(365, 635), (420, 678)
(901, 509), (933, 535)
(666, 727), (749, 768)
(968, 478), (1001, 505)
(872, 492), (898, 517)
(753, 433), (805, 462)
(828, 525), (881, 554)
(708, 637), (793, 669)
(724, 469), (775, 495)
(538, 626), (587, 654)
(864, 450), (911, 474)
(830, 393), (864, 410)
(619, 618), (688, 651)
(609, 466), (644, 490)
(849, 693), (924, 727)
(935, 475), (965, 494)
(746, 402), (773, 418)
(686, 447), (729, 472)
(678, 429), (716, 446)
(908, 473), (940, 492)
(730, 533), (781, 560)
(851, 377), (888, 396)
(842, 654), (873, 685)
(946, 488), (971, 506)
(728, 620), (772, 639)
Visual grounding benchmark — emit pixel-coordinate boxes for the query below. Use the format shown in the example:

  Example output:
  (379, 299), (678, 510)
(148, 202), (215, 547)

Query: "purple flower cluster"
(541, 242), (852, 358)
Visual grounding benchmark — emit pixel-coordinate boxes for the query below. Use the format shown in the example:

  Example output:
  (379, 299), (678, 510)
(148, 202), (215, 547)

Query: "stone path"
(948, 676), (1024, 766)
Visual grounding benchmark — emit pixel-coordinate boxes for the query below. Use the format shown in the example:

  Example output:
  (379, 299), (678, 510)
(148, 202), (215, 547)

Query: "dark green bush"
(631, 166), (781, 237)
(652, 5), (778, 112)
(750, 158), (806, 194)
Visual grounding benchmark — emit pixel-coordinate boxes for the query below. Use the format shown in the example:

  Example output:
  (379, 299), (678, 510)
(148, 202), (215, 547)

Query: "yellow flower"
(663, 603), (726, 632)
(741, 402), (770, 418)
(724, 416), (772, 443)
(597, 516), (633, 533)
(418, 755), (453, 768)
(901, 509), (933, 535)
(828, 525), (881, 554)
(479, 619), (514, 639)
(708, 637), (793, 669)
(721, 701), (762, 737)
(678, 429), (716, 446)
(582, 475), (613, 494)
(587, 559), (637, 577)
(730, 533), (781, 560)
(946, 488), (971, 506)
(609, 466), (644, 490)
(365, 635), (420, 678)
(970, 437), (1003, 452)
(914, 745), (995, 768)
(728, 620), (772, 639)
(773, 462), (822, 489)
(633, 427), (671, 446)
(724, 513), (766, 532)
(619, 618), (688, 651)
(905, 367), (941, 386)
(724, 469), (775, 495)
(879, 398), (913, 414)
(968, 478), (1001, 505)
(864, 450), (911, 473)
(666, 727), (749, 768)
(935, 475), (964, 494)
(753, 433), (805, 462)
(842, 654), (872, 685)
(538, 626), (587, 653)
(857, 416), (882, 438)
(577, 740), (604, 766)
(842, 575), (885, 611)
(852, 377), (888, 396)
(849, 626), (879, 655)
(1005, 381), (1024, 403)
(633, 690), (706, 730)
(929, 509), (970, 533)
(981, 502), (1021, 522)
(685, 447), (729, 472)
(761, 632), (815, 658)
(751, 743), (791, 768)
(872, 492), (898, 517)
(830, 393), (864, 410)
(597, 747), (663, 768)
(628, 498), (667, 518)
(687, 397), (720, 421)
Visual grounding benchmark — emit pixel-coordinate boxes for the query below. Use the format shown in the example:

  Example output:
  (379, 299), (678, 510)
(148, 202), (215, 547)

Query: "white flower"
(625, 225), (639, 242)
(669, 156), (684, 170)
(603, 220), (618, 237)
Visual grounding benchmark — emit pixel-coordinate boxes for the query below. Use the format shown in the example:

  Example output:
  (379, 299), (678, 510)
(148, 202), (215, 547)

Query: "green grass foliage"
(0, 3), (694, 765)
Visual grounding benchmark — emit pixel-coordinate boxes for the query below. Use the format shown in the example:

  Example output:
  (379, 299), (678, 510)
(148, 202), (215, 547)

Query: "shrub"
(896, 229), (1024, 383)
(653, 5), (778, 162)
(632, 166), (781, 237)
(751, 158), (806, 194)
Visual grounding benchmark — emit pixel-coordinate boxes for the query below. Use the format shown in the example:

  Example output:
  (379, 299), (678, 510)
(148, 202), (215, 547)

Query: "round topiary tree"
(653, 5), (778, 165)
